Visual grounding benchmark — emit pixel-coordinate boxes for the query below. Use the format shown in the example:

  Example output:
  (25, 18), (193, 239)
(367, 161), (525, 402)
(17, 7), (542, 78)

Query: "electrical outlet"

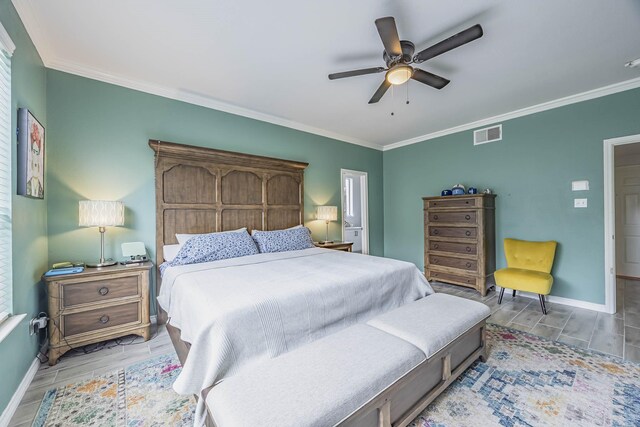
(574, 198), (588, 208)
(29, 316), (48, 335)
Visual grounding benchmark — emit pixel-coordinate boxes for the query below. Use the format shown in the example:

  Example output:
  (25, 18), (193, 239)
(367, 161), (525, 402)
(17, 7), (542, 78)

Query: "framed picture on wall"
(17, 108), (45, 199)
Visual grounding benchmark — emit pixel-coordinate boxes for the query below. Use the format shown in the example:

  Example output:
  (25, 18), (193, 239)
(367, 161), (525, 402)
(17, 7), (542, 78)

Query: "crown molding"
(11, 0), (52, 63)
(383, 76), (640, 151)
(45, 57), (383, 151)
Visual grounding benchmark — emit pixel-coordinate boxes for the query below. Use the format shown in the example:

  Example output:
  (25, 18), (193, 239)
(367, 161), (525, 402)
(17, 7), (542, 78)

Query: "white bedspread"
(158, 248), (432, 425)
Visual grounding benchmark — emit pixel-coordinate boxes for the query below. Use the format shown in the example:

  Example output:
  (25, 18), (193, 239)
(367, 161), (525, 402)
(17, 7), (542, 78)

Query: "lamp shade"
(317, 205), (338, 222)
(79, 200), (125, 227)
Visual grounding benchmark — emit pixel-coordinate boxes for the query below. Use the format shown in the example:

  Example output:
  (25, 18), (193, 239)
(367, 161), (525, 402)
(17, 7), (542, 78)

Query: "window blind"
(0, 47), (12, 324)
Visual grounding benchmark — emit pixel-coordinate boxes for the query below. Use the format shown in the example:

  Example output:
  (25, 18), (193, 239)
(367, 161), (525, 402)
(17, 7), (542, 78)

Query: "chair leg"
(512, 289), (516, 297)
(498, 287), (505, 304)
(538, 294), (547, 315)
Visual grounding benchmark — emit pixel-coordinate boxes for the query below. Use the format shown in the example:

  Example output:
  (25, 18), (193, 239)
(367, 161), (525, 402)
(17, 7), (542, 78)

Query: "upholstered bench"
(205, 294), (490, 427)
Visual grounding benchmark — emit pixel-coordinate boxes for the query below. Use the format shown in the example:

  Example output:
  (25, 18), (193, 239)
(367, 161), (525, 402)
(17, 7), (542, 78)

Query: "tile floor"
(9, 278), (640, 425)
(431, 277), (640, 362)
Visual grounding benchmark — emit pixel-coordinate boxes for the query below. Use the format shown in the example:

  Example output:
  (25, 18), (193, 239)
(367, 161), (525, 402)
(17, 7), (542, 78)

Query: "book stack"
(44, 262), (85, 277)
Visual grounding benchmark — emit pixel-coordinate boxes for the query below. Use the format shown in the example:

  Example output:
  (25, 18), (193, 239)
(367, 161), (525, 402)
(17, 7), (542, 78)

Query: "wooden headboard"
(149, 140), (308, 270)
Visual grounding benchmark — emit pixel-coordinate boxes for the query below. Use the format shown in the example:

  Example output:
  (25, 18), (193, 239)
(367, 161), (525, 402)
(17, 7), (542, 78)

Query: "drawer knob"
(466, 246), (472, 252)
(465, 215), (471, 220)
(433, 258), (439, 263)
(434, 244), (439, 249)
(99, 315), (110, 324)
(433, 215), (439, 220)
(466, 262), (472, 268)
(98, 287), (109, 296)
(433, 229), (439, 235)
(465, 231), (471, 236)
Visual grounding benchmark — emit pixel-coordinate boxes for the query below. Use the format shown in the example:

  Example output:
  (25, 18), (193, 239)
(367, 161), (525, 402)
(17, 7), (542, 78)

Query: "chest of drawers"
(423, 194), (496, 296)
(44, 263), (152, 365)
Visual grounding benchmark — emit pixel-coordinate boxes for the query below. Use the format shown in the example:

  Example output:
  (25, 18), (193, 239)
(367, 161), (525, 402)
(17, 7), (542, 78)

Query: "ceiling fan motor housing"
(384, 40), (415, 66)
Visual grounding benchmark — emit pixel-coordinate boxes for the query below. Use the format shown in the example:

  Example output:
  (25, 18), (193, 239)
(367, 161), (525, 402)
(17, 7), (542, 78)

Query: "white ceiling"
(12, 0), (640, 149)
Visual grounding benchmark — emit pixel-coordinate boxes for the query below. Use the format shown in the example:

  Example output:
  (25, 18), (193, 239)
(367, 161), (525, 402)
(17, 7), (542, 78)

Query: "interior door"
(616, 165), (640, 278)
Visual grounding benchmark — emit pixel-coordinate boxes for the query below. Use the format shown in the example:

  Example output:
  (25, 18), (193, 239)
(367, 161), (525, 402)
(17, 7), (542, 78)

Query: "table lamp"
(79, 200), (125, 267)
(316, 205), (337, 244)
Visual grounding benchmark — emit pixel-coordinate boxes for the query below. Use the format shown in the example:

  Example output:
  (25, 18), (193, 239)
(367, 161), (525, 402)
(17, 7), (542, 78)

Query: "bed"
(149, 140), (484, 427)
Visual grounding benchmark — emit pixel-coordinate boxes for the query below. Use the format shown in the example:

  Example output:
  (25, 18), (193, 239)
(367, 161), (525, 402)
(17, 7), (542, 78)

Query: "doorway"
(604, 134), (640, 314)
(340, 169), (369, 254)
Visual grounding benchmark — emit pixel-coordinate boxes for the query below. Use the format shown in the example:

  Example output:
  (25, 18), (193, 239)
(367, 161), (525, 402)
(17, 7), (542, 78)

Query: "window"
(0, 23), (13, 325)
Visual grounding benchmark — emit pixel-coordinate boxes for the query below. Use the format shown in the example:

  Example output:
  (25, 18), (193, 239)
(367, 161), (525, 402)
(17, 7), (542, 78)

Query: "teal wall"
(45, 70), (384, 290)
(0, 0), (48, 415)
(383, 87), (640, 304)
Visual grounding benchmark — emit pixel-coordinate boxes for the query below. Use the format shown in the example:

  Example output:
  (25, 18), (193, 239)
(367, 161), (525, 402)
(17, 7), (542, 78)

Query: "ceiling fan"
(328, 17), (483, 104)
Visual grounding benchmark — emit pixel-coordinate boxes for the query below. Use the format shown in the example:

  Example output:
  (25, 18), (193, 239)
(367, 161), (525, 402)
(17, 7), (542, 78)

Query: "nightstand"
(43, 262), (152, 365)
(314, 241), (354, 252)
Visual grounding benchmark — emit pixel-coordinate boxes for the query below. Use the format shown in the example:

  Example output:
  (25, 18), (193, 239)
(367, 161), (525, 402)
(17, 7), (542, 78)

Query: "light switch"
(574, 198), (588, 208)
(572, 180), (589, 191)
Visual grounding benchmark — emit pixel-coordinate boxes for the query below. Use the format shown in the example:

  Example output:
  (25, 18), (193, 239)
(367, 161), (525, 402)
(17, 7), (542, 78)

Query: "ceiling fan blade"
(368, 80), (391, 104)
(328, 67), (386, 80)
(414, 24), (483, 63)
(375, 17), (402, 58)
(411, 69), (450, 89)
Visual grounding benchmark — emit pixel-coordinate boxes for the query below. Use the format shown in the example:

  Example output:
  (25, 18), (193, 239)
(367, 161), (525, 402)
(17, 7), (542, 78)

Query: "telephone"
(121, 242), (149, 265)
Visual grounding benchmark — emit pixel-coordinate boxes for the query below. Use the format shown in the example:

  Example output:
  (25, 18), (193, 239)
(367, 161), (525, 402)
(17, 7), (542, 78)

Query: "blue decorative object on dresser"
(252, 227), (315, 253)
(441, 189), (453, 196)
(451, 184), (466, 195)
(468, 187), (478, 194)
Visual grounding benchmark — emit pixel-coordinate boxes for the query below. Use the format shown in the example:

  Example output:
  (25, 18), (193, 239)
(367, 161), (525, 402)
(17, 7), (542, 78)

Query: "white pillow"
(176, 227), (247, 245)
(163, 244), (181, 262)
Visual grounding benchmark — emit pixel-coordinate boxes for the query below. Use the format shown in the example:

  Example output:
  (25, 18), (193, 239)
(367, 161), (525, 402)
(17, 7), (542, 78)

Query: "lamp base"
(86, 259), (118, 268)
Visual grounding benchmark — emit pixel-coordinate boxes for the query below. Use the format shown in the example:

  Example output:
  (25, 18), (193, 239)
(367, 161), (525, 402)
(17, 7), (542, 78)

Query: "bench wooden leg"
(378, 401), (391, 427)
(497, 287), (505, 304)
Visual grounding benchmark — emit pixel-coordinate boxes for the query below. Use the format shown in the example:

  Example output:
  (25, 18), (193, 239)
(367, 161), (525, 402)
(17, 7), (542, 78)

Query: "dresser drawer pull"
(466, 262), (472, 268)
(433, 258), (439, 264)
(433, 215), (439, 220)
(433, 229), (439, 235)
(465, 231), (471, 236)
(98, 287), (109, 296)
(433, 244), (439, 249)
(465, 215), (471, 220)
(466, 246), (472, 252)
(99, 315), (110, 324)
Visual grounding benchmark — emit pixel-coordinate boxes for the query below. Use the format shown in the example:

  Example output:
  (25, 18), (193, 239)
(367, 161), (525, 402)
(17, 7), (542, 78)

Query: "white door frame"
(340, 169), (369, 254)
(604, 133), (640, 314)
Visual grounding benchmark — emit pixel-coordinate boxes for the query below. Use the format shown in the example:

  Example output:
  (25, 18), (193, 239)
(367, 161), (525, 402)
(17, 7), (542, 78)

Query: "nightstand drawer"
(62, 276), (139, 307)
(64, 302), (140, 336)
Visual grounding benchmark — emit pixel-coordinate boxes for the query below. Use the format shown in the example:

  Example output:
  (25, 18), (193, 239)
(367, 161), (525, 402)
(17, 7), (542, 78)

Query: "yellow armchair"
(494, 238), (557, 314)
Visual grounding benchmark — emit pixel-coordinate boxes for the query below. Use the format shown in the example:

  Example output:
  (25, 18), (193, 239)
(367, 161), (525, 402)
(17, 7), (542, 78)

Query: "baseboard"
(497, 287), (608, 313)
(0, 357), (40, 427)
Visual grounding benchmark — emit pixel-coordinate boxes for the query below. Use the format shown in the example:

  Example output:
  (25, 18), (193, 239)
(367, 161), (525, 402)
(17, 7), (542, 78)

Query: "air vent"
(474, 124), (502, 145)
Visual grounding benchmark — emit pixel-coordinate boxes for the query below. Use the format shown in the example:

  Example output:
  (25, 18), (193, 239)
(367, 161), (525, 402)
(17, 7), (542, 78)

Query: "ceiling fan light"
(386, 65), (413, 85)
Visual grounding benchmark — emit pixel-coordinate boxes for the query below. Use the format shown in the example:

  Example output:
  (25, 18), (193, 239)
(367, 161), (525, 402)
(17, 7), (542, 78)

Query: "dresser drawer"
(62, 276), (139, 307)
(64, 302), (140, 336)
(429, 271), (476, 287)
(426, 197), (479, 209)
(428, 211), (477, 224)
(429, 241), (477, 255)
(429, 226), (477, 239)
(429, 255), (477, 272)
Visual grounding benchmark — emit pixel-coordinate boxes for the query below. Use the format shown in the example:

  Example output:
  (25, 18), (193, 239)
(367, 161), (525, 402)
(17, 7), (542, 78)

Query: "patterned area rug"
(411, 324), (640, 427)
(32, 325), (640, 426)
(32, 353), (195, 427)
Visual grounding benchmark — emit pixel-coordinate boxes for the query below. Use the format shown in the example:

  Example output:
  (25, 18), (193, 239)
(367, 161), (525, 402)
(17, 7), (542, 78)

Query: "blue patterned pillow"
(160, 230), (259, 274)
(252, 227), (314, 253)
